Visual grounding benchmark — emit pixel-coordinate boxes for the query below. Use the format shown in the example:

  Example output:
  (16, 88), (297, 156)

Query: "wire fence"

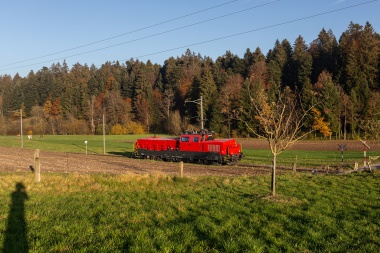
(242, 151), (379, 169)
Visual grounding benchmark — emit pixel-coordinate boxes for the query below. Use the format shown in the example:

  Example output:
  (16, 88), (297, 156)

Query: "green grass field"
(0, 135), (142, 154)
(1, 135), (379, 251)
(0, 172), (379, 252)
(243, 148), (376, 169)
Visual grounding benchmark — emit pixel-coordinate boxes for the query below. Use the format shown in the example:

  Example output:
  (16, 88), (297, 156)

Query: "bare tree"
(87, 95), (96, 134)
(157, 88), (174, 132)
(0, 96), (6, 134)
(0, 95), (3, 118)
(243, 87), (315, 197)
(30, 105), (46, 134)
(135, 95), (152, 133)
(169, 110), (182, 135)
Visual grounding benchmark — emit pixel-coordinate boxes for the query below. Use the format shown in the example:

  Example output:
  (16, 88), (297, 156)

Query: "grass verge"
(1, 172), (379, 252)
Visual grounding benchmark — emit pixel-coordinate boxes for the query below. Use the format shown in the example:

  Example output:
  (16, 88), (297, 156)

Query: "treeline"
(0, 21), (379, 139)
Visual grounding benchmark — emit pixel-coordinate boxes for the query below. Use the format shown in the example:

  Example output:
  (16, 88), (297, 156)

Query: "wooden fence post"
(292, 155), (297, 175)
(179, 161), (184, 178)
(34, 149), (41, 182)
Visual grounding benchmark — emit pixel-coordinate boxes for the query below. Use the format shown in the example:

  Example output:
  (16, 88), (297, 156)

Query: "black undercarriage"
(135, 149), (241, 165)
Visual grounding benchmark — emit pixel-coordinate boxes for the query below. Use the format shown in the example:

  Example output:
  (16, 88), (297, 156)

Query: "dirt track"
(0, 139), (379, 176)
(238, 138), (380, 151)
(0, 147), (270, 176)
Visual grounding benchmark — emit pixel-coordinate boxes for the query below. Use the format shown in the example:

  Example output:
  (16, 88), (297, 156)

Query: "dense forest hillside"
(0, 22), (379, 139)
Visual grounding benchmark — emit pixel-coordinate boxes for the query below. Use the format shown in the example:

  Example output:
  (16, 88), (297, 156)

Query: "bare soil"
(0, 146), (270, 176)
(238, 138), (380, 151)
(0, 139), (379, 176)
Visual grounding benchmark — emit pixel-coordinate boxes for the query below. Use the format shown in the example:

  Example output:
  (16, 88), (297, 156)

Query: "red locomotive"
(134, 130), (243, 165)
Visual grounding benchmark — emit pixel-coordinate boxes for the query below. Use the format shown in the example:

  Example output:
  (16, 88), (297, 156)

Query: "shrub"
(125, 121), (145, 134)
(96, 124), (110, 135)
(111, 124), (127, 135)
(62, 118), (89, 135)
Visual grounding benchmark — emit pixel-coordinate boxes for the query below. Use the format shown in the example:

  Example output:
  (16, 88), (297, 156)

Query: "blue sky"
(0, 0), (379, 77)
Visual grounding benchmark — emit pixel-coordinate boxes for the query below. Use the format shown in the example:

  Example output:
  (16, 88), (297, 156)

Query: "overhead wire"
(0, 0), (377, 74)
(0, 0), (280, 72)
(0, 0), (238, 68)
(129, 0), (378, 60)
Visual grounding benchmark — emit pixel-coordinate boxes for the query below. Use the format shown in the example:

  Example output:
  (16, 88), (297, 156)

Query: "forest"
(0, 21), (379, 139)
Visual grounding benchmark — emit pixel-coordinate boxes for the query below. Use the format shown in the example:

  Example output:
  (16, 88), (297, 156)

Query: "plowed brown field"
(238, 138), (380, 151)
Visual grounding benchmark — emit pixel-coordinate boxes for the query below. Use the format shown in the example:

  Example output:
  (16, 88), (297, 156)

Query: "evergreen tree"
(198, 68), (217, 129)
(290, 35), (312, 91)
(300, 82), (316, 131)
(348, 89), (359, 138)
(267, 40), (288, 93)
(243, 48), (253, 78)
(339, 22), (380, 92)
(238, 78), (261, 137)
(310, 29), (339, 83)
(280, 39), (293, 87)
(0, 21), (378, 137)
(213, 74), (243, 137)
(314, 71), (340, 137)
(22, 71), (40, 115)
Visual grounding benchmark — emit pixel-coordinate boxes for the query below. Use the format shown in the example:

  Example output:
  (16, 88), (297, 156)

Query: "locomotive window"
(181, 137), (189, 142)
(193, 137), (199, 142)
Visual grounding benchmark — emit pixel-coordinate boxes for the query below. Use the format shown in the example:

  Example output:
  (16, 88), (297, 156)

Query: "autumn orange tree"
(42, 98), (62, 134)
(312, 108), (332, 138)
(243, 86), (316, 197)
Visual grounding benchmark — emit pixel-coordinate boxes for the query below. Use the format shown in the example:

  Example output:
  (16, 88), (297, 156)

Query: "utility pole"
(20, 109), (23, 148)
(185, 96), (204, 129)
(200, 96), (203, 130)
(103, 113), (106, 155)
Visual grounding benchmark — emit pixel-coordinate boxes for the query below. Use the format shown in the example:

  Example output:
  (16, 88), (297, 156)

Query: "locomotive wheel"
(202, 159), (211, 165)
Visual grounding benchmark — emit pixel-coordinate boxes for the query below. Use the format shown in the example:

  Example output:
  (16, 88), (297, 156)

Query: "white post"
(85, 141), (88, 155)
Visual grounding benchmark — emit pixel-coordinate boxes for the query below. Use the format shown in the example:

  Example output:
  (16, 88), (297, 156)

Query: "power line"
(0, 0), (238, 68)
(131, 0), (378, 60)
(0, 0), (280, 72)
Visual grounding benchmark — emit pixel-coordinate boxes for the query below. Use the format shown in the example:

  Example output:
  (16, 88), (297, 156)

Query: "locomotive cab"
(179, 134), (201, 152)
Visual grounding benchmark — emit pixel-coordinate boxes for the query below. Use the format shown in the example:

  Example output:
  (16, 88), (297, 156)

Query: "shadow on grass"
(3, 182), (29, 253)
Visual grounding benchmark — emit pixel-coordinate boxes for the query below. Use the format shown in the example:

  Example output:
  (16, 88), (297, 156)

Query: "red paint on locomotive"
(134, 130), (243, 165)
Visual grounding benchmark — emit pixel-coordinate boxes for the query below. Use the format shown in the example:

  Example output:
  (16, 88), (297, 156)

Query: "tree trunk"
(88, 96), (96, 134)
(271, 154), (277, 197)
(50, 118), (56, 135)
